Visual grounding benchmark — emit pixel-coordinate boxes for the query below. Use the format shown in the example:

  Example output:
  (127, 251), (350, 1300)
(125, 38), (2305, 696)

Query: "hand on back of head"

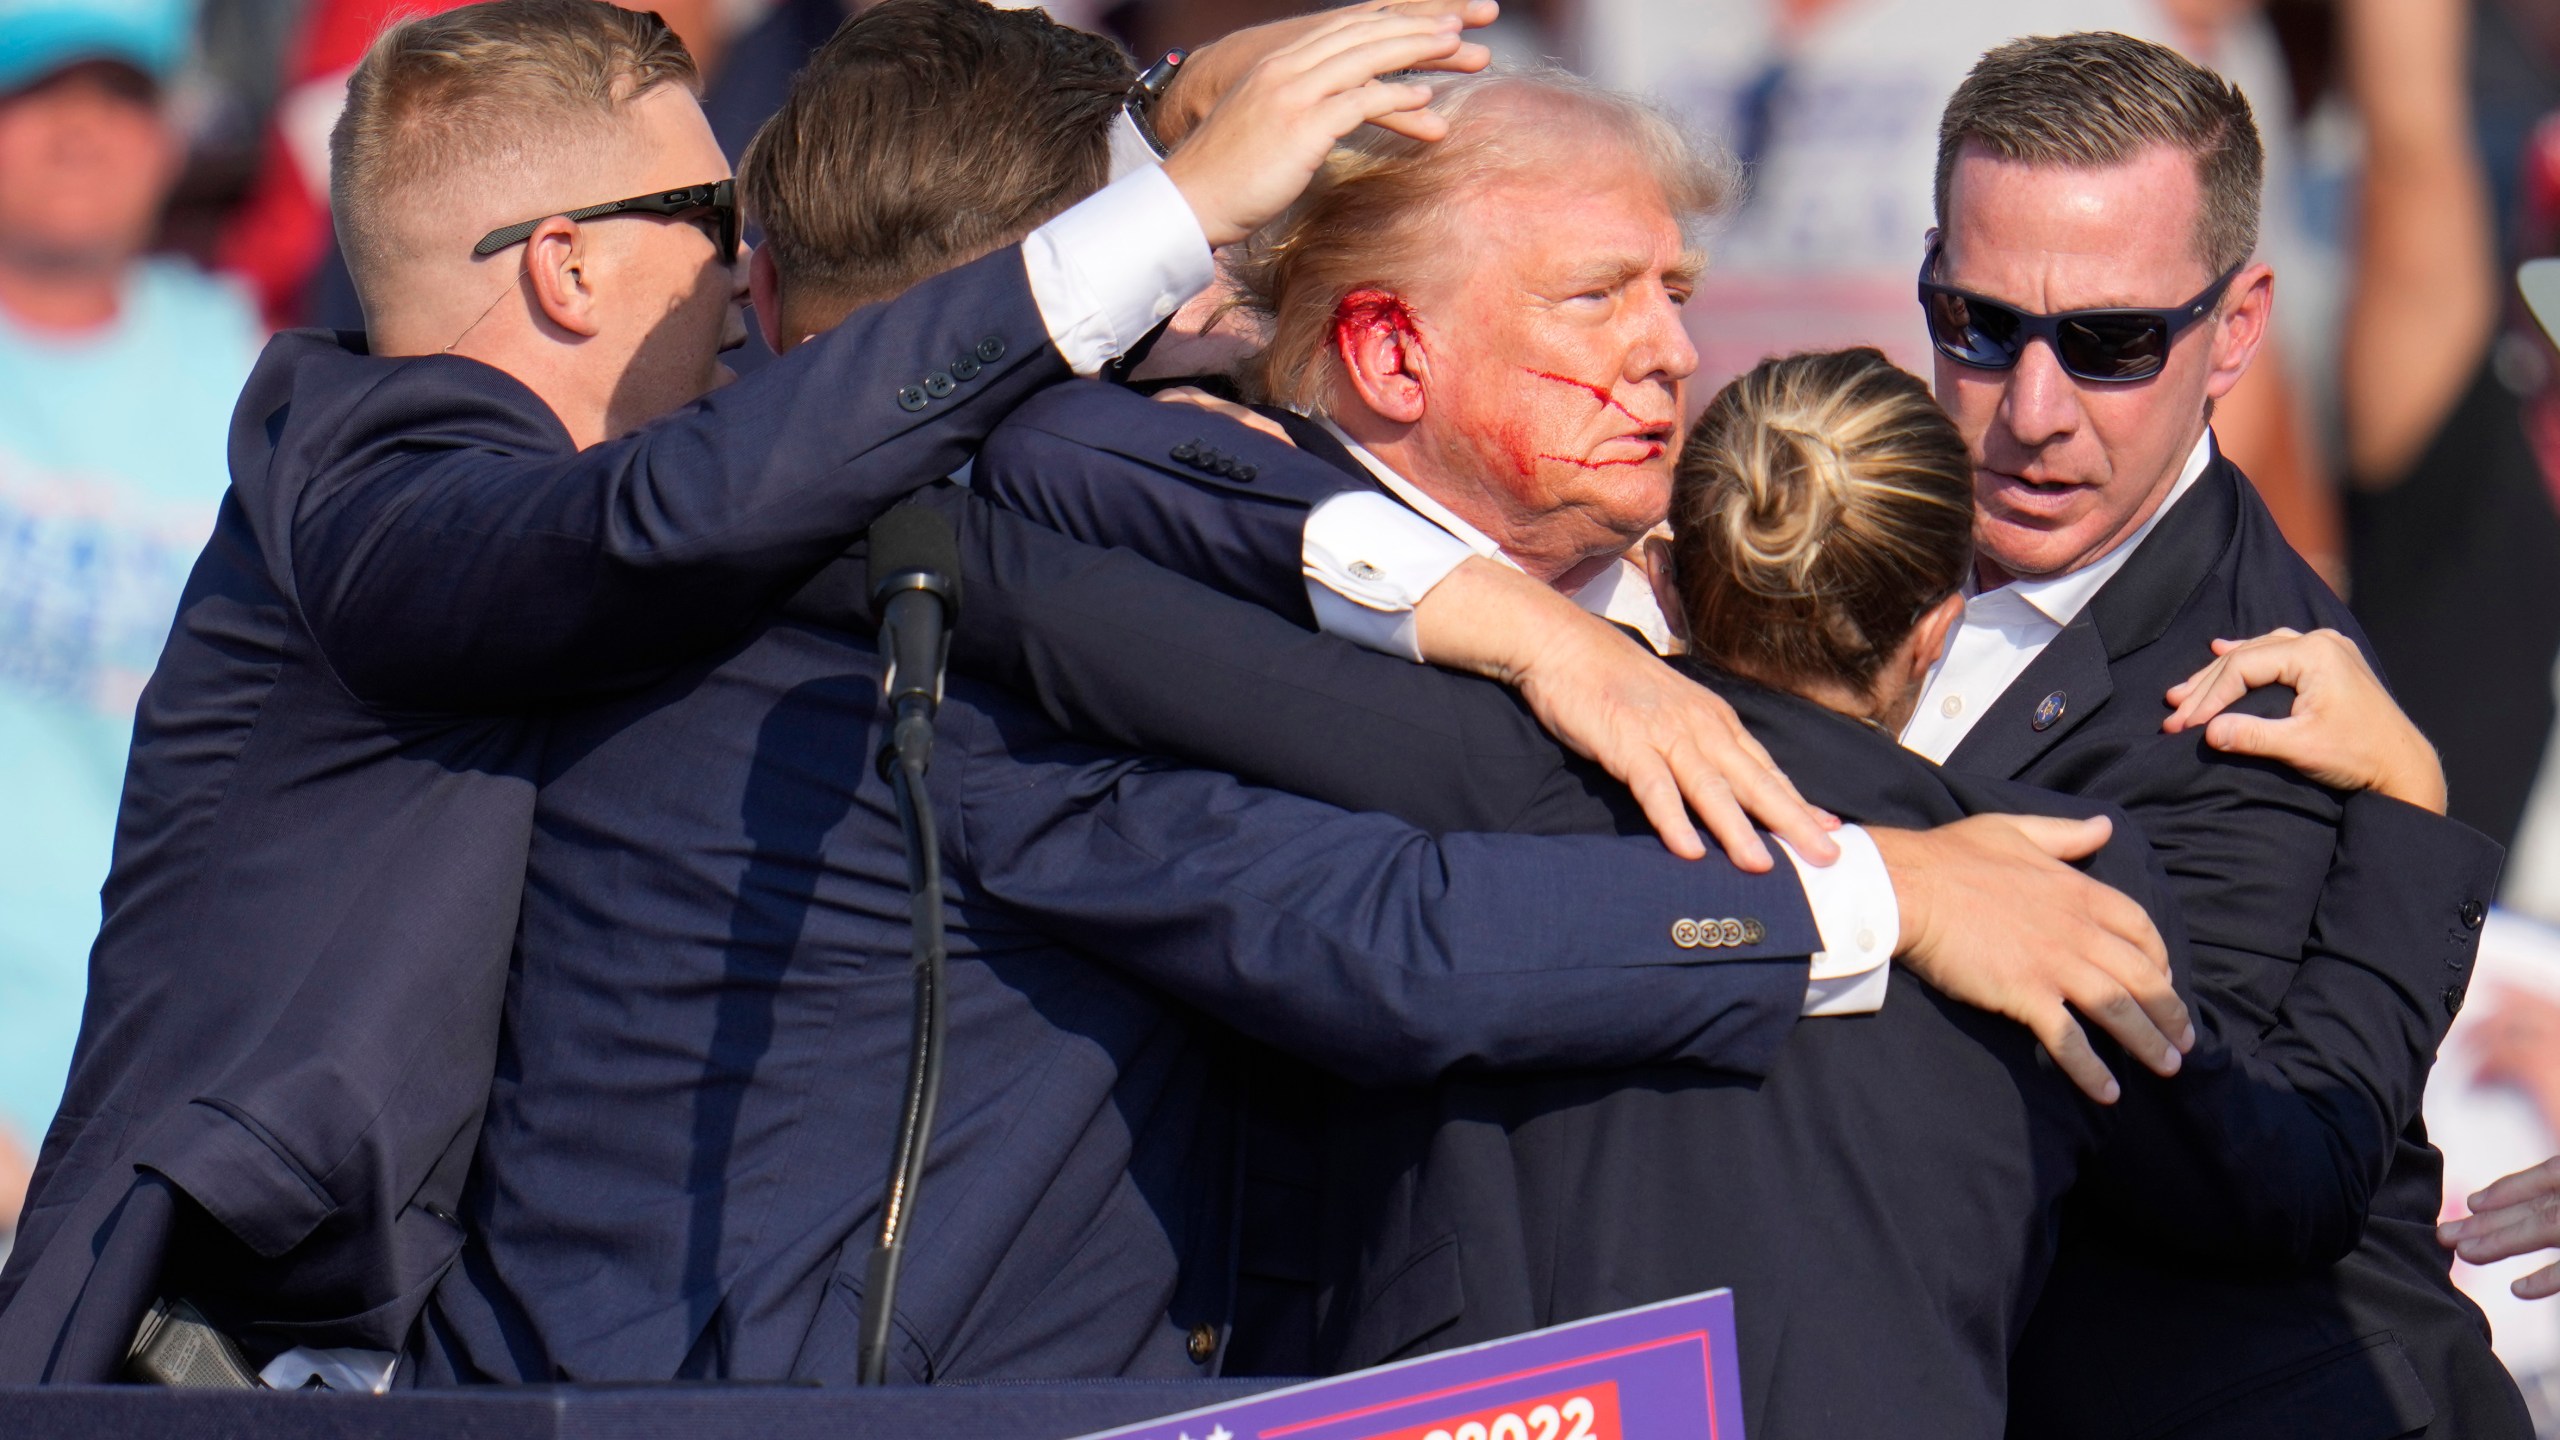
(1159, 6), (1489, 248)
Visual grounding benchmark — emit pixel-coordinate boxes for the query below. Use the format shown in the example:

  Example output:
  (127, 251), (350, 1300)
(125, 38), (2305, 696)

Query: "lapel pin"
(2033, 690), (2068, 731)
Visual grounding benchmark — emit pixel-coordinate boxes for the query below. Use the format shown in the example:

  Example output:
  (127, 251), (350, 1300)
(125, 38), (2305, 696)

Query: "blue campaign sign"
(1076, 1290), (1746, 1440)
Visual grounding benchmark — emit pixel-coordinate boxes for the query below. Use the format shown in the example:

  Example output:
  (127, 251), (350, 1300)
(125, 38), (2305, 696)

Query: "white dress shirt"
(1018, 163), (1213, 378)
(1901, 429), (2216, 763)
(1295, 423), (1897, 1016)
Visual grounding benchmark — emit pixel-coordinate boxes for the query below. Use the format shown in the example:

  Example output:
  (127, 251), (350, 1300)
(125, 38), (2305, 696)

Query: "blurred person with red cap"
(0, 0), (259, 1258)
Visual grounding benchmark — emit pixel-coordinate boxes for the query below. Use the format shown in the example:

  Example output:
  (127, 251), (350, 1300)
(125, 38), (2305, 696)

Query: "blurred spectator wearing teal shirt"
(0, 0), (261, 1248)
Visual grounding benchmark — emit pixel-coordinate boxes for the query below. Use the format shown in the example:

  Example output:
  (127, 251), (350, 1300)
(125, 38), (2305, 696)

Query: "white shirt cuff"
(1777, 825), (1898, 1018)
(1107, 106), (1164, 181)
(1301, 490), (1478, 659)
(1020, 164), (1213, 377)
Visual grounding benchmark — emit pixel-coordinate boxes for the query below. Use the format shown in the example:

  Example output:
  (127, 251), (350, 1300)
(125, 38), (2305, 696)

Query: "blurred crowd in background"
(5, 0), (2560, 1420)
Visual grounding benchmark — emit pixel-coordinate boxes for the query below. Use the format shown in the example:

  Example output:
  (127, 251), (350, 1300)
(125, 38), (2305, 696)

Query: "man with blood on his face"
(967, 44), (2511, 1432)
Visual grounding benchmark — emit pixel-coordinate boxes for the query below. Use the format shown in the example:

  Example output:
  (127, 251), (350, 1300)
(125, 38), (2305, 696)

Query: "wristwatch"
(1124, 49), (1188, 159)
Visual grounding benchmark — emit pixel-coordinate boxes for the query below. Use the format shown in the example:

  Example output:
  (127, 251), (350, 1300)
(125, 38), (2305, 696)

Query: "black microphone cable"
(858, 503), (961, 1387)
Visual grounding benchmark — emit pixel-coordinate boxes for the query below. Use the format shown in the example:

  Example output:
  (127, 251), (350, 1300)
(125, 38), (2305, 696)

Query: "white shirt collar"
(1993, 427), (2216, 627)
(1320, 419), (1680, 655)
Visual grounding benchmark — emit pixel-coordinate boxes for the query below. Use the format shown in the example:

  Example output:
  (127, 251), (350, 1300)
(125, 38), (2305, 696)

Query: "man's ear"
(749, 246), (786, 354)
(1332, 290), (1429, 426)
(521, 215), (602, 339)
(2203, 262), (2274, 404)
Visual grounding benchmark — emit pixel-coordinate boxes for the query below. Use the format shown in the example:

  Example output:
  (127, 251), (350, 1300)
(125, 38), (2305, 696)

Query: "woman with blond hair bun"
(927, 339), (2460, 1432)
(1668, 345), (1974, 735)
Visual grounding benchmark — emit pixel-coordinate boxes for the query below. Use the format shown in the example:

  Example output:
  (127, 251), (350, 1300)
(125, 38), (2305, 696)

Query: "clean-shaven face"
(590, 83), (749, 433)
(1932, 142), (2246, 581)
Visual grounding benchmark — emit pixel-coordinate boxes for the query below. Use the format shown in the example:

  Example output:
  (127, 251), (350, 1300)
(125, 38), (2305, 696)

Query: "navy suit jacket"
(0, 246), (1082, 1381)
(420, 551), (1832, 1385)
(1972, 451), (2531, 1440)
(959, 387), (2513, 1433)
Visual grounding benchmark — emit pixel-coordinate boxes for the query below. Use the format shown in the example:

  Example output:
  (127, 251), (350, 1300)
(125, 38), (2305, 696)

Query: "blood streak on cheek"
(1535, 443), (1666, 471)
(1522, 367), (1646, 424)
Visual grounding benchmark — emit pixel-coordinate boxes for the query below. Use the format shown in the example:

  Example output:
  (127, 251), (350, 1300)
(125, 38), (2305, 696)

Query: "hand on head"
(1159, 8), (1478, 249)
(1154, 0), (1500, 150)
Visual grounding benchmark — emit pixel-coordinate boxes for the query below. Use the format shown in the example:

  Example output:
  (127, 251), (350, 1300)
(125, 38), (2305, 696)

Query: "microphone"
(869, 503), (963, 771)
(857, 503), (961, 1387)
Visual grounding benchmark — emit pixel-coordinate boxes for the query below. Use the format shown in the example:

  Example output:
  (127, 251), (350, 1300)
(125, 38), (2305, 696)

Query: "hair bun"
(1670, 347), (1976, 697)
(1719, 419), (1851, 595)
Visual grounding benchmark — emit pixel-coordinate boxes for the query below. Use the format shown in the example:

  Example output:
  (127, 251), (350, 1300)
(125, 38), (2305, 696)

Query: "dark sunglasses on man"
(473, 178), (739, 264)
(1918, 240), (2240, 383)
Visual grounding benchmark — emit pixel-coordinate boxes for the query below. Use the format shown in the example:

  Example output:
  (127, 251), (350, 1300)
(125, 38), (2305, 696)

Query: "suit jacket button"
(976, 336), (1007, 363)
(1672, 919), (1701, 948)
(924, 371), (956, 399)
(2460, 899), (2486, 929)
(951, 354), (982, 381)
(1172, 441), (1200, 463)
(1187, 1323), (1216, 1364)
(1741, 919), (1765, 944)
(1234, 463), (1258, 482)
(2442, 984), (2464, 1017)
(897, 385), (928, 412)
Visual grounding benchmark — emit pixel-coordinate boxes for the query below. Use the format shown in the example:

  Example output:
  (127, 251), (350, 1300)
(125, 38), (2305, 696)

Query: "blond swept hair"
(1937, 31), (2263, 274)
(331, 0), (698, 304)
(1225, 66), (1735, 414)
(1672, 348), (1974, 695)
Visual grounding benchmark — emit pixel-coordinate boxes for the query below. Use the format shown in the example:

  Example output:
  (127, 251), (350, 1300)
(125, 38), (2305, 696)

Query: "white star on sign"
(1209, 1427), (1234, 1440)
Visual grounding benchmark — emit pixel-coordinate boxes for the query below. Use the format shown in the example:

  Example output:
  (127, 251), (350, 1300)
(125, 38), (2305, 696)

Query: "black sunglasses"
(1917, 242), (2240, 383)
(473, 178), (738, 264)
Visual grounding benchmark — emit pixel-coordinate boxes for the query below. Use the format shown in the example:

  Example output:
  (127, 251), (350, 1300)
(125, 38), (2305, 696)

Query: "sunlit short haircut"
(739, 0), (1130, 326)
(1226, 66), (1737, 416)
(1936, 31), (2263, 275)
(330, 0), (698, 314)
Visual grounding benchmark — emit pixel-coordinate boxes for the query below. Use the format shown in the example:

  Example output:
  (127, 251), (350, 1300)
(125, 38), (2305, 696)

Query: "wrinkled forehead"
(1433, 140), (1700, 294)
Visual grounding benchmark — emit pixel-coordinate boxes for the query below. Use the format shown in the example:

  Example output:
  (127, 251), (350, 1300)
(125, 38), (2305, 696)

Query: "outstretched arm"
(922, 489), (2189, 1102)
(948, 690), (1820, 1088)
(286, 8), (1481, 711)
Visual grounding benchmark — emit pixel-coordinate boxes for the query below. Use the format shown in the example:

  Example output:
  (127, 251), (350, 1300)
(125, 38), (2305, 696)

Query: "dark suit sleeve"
(2064, 791), (2500, 1267)
(974, 380), (1368, 628)
(280, 247), (1065, 710)
(922, 484), (1635, 838)
(946, 691), (1817, 1086)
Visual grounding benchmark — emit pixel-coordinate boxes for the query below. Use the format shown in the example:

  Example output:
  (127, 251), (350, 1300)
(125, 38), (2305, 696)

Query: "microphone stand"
(858, 710), (946, 1386)
(856, 516), (959, 1388)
